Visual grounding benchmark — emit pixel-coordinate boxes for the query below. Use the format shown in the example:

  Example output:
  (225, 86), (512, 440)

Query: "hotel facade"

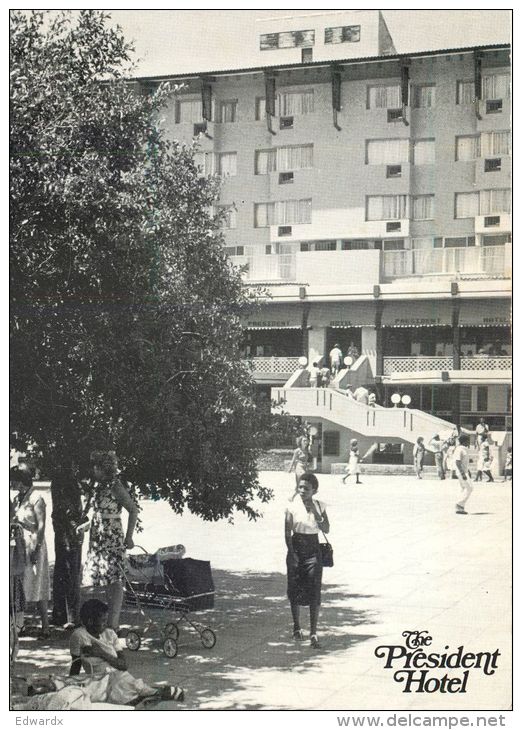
(137, 12), (511, 467)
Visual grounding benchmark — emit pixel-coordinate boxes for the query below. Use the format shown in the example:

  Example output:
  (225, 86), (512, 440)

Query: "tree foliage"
(10, 10), (272, 519)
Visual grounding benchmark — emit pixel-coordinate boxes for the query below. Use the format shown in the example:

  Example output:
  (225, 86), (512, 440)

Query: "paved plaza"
(14, 472), (512, 711)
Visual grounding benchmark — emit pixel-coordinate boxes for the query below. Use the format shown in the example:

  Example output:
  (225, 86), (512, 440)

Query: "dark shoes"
(310, 634), (321, 649)
(455, 503), (467, 515)
(293, 628), (305, 640)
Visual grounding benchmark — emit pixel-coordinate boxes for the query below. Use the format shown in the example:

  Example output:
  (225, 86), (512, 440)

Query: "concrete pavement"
(13, 472), (512, 711)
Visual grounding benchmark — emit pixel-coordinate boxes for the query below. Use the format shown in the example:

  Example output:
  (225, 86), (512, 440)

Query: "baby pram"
(122, 546), (216, 658)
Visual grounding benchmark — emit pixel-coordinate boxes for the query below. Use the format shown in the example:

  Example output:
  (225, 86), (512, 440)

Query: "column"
(361, 326), (377, 376)
(307, 325), (327, 367)
(452, 299), (461, 370)
(375, 302), (384, 377)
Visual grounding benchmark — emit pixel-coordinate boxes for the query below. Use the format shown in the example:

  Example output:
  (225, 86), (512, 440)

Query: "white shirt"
(70, 627), (120, 674)
(286, 498), (326, 535)
(329, 348), (342, 364)
(453, 445), (469, 472)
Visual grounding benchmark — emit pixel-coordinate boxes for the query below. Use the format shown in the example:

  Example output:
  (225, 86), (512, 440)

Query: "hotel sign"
(247, 320), (293, 328)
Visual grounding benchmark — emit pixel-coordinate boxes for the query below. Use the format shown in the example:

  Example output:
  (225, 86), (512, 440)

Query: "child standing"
(342, 439), (362, 485)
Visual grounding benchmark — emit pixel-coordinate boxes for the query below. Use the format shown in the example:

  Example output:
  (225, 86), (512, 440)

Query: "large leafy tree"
(10, 10), (271, 519)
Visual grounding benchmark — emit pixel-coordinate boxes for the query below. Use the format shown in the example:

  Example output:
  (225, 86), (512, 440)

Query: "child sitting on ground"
(69, 598), (185, 705)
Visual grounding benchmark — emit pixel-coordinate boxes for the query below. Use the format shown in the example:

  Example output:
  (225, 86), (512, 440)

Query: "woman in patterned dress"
(10, 464), (50, 637)
(83, 452), (138, 631)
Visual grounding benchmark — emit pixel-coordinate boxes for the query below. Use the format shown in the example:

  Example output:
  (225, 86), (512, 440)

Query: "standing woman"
(342, 439), (363, 485)
(285, 472), (329, 649)
(413, 437), (426, 479)
(83, 451), (139, 631)
(10, 464), (50, 637)
(288, 436), (312, 489)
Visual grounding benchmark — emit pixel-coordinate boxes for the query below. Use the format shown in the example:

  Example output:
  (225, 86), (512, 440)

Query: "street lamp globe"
(298, 356), (308, 368)
(401, 394), (412, 407)
(391, 393), (401, 406)
(344, 356), (354, 368)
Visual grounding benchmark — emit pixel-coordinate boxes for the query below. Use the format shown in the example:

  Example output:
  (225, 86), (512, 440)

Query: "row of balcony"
(229, 244), (511, 283)
(245, 355), (512, 376)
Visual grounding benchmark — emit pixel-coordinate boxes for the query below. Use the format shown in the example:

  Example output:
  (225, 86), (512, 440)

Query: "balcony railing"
(243, 356), (302, 374)
(229, 253), (295, 281)
(383, 355), (512, 375)
(382, 245), (510, 280)
(383, 357), (453, 375)
(460, 356), (512, 371)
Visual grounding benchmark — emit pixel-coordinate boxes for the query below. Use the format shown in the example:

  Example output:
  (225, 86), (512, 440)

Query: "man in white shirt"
(329, 344), (343, 376)
(454, 434), (473, 515)
(429, 434), (445, 480)
(475, 418), (489, 447)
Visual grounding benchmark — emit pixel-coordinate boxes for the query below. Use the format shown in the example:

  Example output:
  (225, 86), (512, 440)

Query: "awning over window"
(308, 302), (375, 329)
(459, 298), (511, 327)
(243, 303), (303, 330)
(382, 300), (452, 327)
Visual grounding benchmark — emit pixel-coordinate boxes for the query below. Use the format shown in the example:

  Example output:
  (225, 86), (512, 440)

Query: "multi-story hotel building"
(137, 11), (511, 468)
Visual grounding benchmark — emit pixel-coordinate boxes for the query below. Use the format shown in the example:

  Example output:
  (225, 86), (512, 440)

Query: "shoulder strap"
(314, 500), (330, 544)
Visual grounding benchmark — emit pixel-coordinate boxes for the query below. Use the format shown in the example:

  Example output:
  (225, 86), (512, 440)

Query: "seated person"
(70, 599), (185, 705)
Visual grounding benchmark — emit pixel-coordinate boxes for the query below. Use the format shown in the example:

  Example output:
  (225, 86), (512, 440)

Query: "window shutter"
(265, 75), (276, 117)
(202, 83), (212, 122)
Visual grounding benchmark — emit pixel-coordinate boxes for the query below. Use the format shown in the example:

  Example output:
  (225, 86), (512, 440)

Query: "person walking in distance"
(429, 434), (445, 480)
(309, 362), (321, 388)
(288, 436), (312, 490)
(475, 417), (489, 448)
(503, 448), (512, 481)
(329, 344), (342, 377)
(413, 437), (426, 479)
(454, 435), (473, 515)
(342, 439), (363, 485)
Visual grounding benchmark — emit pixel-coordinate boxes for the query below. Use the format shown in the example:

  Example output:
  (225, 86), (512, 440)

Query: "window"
(412, 195), (434, 220)
(323, 431), (340, 456)
(482, 73), (510, 100)
(367, 84), (401, 109)
(460, 386), (472, 412)
(255, 97), (266, 120)
(255, 144), (313, 174)
(217, 205), (237, 229)
(324, 25), (360, 43)
(176, 99), (203, 123)
(314, 240), (337, 251)
(254, 199), (312, 227)
(480, 189), (511, 215)
(387, 165), (402, 178)
(455, 192), (479, 218)
(224, 245), (245, 257)
(278, 89), (314, 116)
(412, 84), (435, 108)
(342, 239), (381, 250)
(413, 139), (435, 165)
(456, 80), (475, 105)
(456, 135), (480, 161)
(486, 100), (503, 114)
(219, 100), (237, 123)
(383, 239), (405, 251)
(280, 116), (294, 129)
(442, 236), (475, 248)
(301, 48), (313, 63)
(484, 158), (501, 172)
(481, 131), (511, 157)
(482, 233), (511, 246)
(366, 195), (408, 221)
(260, 29), (315, 50)
(387, 108), (403, 122)
(279, 171), (294, 184)
(194, 152), (216, 176)
(217, 152), (237, 176)
(366, 139), (409, 165)
(477, 386), (488, 412)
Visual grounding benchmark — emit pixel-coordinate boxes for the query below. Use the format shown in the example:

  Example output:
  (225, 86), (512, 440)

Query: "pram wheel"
(200, 628), (216, 649)
(126, 630), (141, 652)
(163, 637), (178, 658)
(164, 622), (179, 640)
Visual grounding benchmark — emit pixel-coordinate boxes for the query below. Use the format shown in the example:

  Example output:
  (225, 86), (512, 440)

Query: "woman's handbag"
(315, 502), (333, 567)
(319, 537), (334, 568)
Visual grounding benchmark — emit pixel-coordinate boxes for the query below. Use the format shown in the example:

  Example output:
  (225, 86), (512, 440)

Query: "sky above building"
(105, 9), (511, 78)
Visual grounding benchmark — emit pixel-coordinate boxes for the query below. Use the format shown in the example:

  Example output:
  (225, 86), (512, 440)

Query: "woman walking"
(10, 464), (50, 637)
(285, 472), (329, 649)
(413, 437), (426, 479)
(288, 436), (312, 489)
(342, 439), (363, 485)
(475, 435), (493, 482)
(83, 451), (138, 631)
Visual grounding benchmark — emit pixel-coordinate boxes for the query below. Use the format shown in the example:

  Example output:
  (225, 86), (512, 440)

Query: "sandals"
(310, 634), (321, 649)
(293, 629), (305, 640)
(159, 685), (185, 702)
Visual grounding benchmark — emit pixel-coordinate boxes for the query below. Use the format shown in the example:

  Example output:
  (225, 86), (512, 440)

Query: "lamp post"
(391, 393), (401, 408)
